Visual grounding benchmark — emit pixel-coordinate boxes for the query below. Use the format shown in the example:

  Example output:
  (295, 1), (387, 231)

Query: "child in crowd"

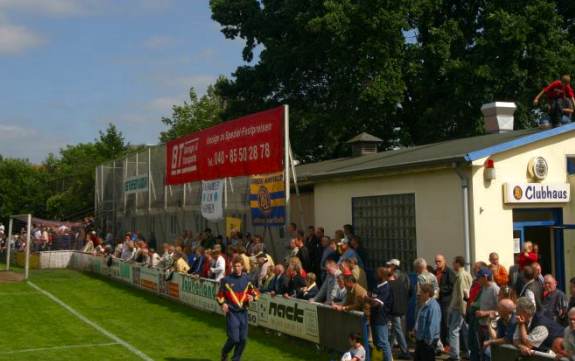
(340, 333), (366, 361)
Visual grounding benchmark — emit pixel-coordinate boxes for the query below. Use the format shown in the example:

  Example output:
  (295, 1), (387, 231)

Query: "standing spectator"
(305, 226), (321, 277)
(295, 230), (311, 272)
(435, 254), (456, 351)
(319, 237), (338, 281)
(342, 258), (368, 290)
(519, 265), (543, 311)
(414, 283), (442, 361)
(285, 264), (307, 297)
(237, 246), (251, 273)
(569, 277), (575, 311)
(254, 252), (273, 288)
(513, 297), (564, 355)
(542, 274), (568, 324)
(518, 241), (538, 270)
(332, 275), (370, 315)
(343, 224), (354, 243)
(312, 259), (342, 305)
(561, 308), (575, 360)
(147, 248), (161, 268)
(265, 264), (289, 296)
(297, 272), (319, 300)
(414, 258), (439, 316)
(387, 259), (411, 360)
(532, 262), (544, 286)
(350, 235), (368, 271)
(173, 252), (190, 273)
(189, 247), (205, 274)
(508, 254), (521, 291)
(474, 267), (500, 359)
(367, 267), (393, 361)
(488, 252), (508, 288)
(284, 238), (299, 265)
(447, 256), (473, 361)
(333, 274), (348, 305)
(247, 234), (264, 257)
(286, 222), (298, 239)
(339, 239), (364, 270)
(483, 299), (517, 360)
(210, 246), (226, 282)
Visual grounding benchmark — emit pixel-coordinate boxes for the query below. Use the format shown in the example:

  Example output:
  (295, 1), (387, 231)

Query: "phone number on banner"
(209, 143), (272, 167)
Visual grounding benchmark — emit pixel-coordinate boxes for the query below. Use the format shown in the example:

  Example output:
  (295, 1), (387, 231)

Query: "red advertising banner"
(166, 106), (285, 185)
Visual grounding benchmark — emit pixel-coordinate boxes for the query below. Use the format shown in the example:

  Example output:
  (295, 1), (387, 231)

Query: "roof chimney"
(481, 102), (517, 134)
(346, 132), (383, 157)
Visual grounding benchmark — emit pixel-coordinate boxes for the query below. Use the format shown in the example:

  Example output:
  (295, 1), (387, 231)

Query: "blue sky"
(0, 0), (249, 162)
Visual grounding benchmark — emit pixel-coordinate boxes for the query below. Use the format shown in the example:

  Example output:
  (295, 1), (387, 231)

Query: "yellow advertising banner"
(226, 217), (242, 238)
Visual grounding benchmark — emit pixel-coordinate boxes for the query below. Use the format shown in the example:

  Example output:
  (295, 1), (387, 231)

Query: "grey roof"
(346, 132), (383, 144)
(295, 125), (575, 182)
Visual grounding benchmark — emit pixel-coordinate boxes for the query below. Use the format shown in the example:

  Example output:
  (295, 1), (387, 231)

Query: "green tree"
(210, 0), (575, 159)
(210, 0), (409, 161)
(95, 123), (129, 160)
(44, 124), (130, 220)
(160, 83), (225, 142)
(0, 158), (47, 223)
(401, 0), (575, 145)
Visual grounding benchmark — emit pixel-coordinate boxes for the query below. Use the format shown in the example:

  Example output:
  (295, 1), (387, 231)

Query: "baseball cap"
(386, 259), (400, 267)
(337, 238), (348, 246)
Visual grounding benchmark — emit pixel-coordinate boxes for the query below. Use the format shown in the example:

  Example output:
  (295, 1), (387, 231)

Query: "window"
(567, 157), (575, 175)
(352, 193), (417, 271)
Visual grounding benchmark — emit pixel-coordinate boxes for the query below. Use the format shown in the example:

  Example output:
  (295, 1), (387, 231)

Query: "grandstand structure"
(95, 107), (294, 259)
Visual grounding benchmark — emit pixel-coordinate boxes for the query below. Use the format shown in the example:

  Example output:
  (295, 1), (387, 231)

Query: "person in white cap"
(387, 259), (412, 359)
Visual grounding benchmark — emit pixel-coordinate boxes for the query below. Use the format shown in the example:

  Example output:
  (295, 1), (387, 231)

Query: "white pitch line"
(0, 342), (119, 355)
(27, 281), (154, 361)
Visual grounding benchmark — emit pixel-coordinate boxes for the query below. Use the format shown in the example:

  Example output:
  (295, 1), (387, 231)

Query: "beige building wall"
(470, 131), (575, 287)
(313, 168), (466, 264)
(289, 190), (315, 228)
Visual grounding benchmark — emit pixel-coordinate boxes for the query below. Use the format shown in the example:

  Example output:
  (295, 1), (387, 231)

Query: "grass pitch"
(0, 268), (334, 361)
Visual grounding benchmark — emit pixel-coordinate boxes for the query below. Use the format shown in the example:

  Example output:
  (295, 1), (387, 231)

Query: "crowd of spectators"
(75, 223), (575, 361)
(0, 218), (91, 254)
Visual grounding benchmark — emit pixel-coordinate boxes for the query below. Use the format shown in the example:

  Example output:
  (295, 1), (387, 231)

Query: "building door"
(512, 208), (565, 290)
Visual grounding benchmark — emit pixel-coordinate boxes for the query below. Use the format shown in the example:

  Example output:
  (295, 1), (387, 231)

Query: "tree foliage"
(210, 0), (575, 161)
(160, 83), (225, 143)
(0, 123), (130, 223)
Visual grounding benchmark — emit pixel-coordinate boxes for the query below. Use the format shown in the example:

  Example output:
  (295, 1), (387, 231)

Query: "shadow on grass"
(75, 271), (336, 361)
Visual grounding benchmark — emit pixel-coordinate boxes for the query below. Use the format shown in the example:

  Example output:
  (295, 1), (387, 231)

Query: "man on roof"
(533, 74), (575, 127)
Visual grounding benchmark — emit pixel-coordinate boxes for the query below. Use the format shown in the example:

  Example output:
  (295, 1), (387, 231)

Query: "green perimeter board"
(0, 269), (334, 361)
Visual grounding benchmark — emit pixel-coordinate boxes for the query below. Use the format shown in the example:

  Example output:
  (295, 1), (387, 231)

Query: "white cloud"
(159, 74), (217, 92)
(0, 123), (68, 162)
(0, 0), (86, 16)
(0, 124), (35, 139)
(146, 96), (184, 112)
(143, 35), (176, 50)
(0, 22), (44, 54)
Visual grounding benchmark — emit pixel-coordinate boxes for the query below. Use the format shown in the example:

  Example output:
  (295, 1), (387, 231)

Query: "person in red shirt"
(518, 241), (538, 271)
(534, 74), (575, 127)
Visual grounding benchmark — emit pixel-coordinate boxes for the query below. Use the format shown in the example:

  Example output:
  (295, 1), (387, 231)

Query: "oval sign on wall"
(528, 156), (548, 180)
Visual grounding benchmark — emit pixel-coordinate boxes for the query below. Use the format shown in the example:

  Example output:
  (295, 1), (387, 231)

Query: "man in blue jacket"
(415, 283), (442, 361)
(216, 256), (259, 361)
(366, 267), (394, 361)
